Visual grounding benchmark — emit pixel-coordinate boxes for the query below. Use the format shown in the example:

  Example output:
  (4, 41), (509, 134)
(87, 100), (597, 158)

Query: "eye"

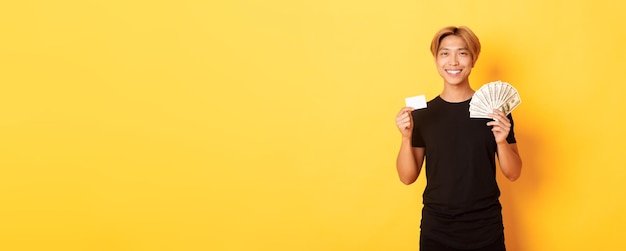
(440, 51), (448, 56)
(459, 51), (468, 56)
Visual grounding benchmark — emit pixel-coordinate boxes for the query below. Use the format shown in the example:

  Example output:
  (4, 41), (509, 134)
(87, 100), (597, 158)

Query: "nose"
(449, 53), (459, 66)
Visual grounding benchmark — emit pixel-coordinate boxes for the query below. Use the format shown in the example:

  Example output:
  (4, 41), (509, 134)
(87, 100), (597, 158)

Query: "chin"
(444, 79), (465, 85)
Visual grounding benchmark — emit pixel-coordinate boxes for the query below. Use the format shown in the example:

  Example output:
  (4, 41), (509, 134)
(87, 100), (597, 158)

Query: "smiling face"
(435, 35), (475, 87)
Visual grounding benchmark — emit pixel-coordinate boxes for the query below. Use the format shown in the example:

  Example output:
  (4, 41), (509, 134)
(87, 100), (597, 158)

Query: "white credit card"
(405, 95), (427, 109)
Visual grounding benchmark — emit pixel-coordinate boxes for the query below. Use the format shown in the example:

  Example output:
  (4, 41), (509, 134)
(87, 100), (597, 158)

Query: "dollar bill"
(469, 80), (521, 118)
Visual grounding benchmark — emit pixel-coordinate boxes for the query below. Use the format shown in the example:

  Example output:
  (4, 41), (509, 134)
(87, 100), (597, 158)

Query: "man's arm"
(488, 109), (522, 181)
(395, 107), (425, 185)
(396, 140), (425, 185)
(497, 143), (522, 181)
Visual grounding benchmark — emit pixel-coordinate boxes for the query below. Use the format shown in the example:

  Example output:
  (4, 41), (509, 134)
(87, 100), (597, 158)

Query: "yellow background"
(1, 0), (625, 250)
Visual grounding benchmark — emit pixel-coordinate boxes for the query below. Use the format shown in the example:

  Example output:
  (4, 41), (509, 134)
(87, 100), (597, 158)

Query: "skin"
(395, 35), (522, 185)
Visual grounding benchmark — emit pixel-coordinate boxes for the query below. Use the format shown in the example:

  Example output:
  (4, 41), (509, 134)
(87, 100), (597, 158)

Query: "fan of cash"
(469, 80), (521, 119)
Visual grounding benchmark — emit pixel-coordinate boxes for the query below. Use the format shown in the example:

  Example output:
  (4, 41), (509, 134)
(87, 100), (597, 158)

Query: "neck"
(440, 81), (474, 102)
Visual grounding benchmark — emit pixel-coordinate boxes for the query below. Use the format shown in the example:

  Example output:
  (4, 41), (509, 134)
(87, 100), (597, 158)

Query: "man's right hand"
(395, 107), (415, 138)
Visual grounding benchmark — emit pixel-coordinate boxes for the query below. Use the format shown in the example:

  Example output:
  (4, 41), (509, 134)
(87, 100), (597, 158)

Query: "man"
(394, 26), (522, 251)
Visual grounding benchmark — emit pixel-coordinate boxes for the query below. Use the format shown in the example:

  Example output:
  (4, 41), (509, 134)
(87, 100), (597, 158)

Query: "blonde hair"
(430, 26), (481, 63)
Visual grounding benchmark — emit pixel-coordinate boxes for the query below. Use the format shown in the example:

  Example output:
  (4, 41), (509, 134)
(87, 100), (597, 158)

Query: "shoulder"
(411, 96), (443, 125)
(411, 96), (442, 116)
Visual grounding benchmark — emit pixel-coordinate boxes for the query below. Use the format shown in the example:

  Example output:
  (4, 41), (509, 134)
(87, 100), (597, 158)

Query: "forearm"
(497, 143), (522, 181)
(396, 137), (421, 185)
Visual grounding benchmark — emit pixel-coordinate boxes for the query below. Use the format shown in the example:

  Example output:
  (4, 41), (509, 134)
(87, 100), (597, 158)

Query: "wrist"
(401, 136), (412, 144)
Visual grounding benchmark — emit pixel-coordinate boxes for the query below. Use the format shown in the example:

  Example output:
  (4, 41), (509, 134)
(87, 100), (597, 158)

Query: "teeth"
(447, 70), (461, 74)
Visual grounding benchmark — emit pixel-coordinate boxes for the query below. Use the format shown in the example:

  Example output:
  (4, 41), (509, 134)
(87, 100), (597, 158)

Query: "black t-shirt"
(411, 96), (516, 249)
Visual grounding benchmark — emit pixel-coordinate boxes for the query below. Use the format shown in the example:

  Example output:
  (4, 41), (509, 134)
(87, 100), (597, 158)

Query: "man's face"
(435, 35), (474, 86)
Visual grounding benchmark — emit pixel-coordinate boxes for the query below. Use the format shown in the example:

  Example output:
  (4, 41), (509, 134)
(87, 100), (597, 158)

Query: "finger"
(488, 113), (508, 124)
(400, 107), (414, 113)
(396, 110), (409, 118)
(396, 114), (410, 124)
(399, 118), (408, 124)
(398, 121), (411, 129)
(491, 109), (510, 122)
(488, 125), (510, 138)
(486, 120), (511, 130)
(397, 116), (411, 125)
(492, 109), (505, 115)
(403, 117), (412, 126)
(398, 110), (413, 121)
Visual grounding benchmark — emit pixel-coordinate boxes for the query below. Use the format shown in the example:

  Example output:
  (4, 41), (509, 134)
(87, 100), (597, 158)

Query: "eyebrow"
(439, 47), (469, 51)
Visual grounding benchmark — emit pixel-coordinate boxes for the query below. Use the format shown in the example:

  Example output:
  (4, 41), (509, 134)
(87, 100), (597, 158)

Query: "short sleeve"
(506, 113), (517, 144)
(411, 110), (425, 147)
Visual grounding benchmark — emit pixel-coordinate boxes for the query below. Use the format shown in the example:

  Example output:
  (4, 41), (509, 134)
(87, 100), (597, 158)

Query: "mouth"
(445, 69), (462, 75)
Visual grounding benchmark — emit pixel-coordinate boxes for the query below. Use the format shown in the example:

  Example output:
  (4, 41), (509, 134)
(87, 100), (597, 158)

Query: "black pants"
(419, 234), (506, 251)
